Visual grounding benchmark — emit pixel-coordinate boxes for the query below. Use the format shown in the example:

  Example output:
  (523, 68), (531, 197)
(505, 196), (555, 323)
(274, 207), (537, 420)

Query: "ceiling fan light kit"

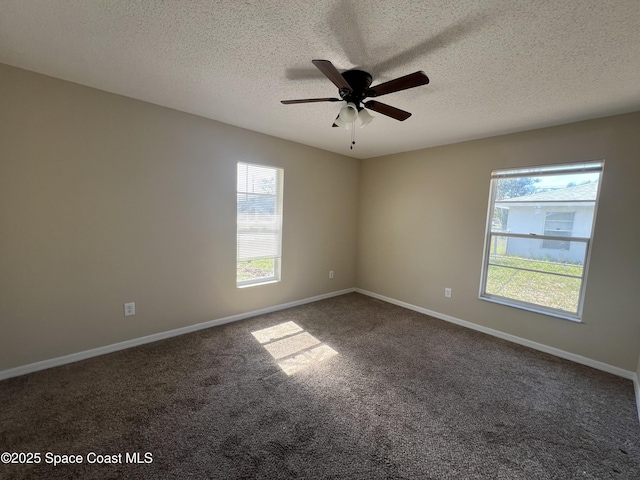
(358, 108), (374, 128)
(338, 102), (359, 123)
(333, 115), (348, 129)
(282, 59), (429, 149)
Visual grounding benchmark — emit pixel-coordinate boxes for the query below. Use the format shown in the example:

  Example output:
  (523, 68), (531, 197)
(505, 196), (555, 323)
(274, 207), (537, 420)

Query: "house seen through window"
(237, 162), (283, 287)
(480, 161), (603, 321)
(542, 212), (575, 250)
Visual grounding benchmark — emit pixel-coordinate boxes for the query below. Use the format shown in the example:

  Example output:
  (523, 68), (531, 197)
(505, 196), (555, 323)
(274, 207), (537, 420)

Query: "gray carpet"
(1, 293), (639, 479)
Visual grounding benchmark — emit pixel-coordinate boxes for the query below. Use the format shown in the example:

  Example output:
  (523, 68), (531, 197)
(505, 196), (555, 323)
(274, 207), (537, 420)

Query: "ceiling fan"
(281, 60), (429, 128)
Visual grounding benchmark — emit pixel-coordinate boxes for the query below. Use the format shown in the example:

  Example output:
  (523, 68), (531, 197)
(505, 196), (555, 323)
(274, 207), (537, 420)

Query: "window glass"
(480, 161), (603, 320)
(237, 162), (283, 287)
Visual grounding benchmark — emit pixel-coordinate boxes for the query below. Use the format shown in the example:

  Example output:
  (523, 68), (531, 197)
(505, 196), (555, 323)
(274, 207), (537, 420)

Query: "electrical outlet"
(124, 302), (135, 316)
(329, 270), (334, 279)
(445, 288), (452, 298)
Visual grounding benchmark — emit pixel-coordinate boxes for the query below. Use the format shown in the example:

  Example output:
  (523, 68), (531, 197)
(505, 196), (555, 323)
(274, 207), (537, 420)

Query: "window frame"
(479, 160), (604, 322)
(236, 162), (284, 288)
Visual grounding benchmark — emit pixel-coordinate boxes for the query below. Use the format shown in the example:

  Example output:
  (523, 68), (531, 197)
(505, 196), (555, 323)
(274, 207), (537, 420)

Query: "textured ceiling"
(1, 0), (639, 159)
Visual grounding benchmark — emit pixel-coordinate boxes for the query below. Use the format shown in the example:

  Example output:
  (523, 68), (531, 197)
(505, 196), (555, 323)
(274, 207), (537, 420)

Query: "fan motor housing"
(340, 70), (373, 105)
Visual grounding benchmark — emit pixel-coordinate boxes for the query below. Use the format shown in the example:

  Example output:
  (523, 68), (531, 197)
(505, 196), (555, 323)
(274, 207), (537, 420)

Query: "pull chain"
(350, 122), (356, 149)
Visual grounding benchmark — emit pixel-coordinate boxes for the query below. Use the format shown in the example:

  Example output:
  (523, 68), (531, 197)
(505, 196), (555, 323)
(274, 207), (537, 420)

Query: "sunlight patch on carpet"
(251, 321), (303, 343)
(251, 321), (338, 375)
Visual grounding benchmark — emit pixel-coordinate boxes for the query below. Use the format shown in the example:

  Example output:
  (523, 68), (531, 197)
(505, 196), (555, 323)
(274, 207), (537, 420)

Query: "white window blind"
(237, 162), (283, 286)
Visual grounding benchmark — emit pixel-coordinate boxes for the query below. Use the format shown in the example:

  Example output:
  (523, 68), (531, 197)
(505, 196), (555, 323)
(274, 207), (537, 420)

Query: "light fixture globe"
(358, 108), (374, 128)
(338, 102), (358, 123)
(334, 116), (349, 129)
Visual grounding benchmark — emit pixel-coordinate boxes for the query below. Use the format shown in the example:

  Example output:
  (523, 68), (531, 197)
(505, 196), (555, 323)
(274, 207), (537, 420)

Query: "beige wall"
(0, 64), (359, 371)
(2, 62), (639, 375)
(357, 112), (640, 371)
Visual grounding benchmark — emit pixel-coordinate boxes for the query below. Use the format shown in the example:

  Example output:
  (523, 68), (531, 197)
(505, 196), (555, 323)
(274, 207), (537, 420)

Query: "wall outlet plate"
(124, 302), (135, 316)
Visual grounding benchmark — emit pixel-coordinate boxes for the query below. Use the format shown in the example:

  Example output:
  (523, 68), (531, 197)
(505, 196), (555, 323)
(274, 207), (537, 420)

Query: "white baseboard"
(0, 288), (356, 381)
(635, 375), (640, 424)
(355, 288), (636, 380)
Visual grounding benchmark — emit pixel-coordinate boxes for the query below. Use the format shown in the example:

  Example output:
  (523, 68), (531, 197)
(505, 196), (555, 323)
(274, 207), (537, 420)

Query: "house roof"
(501, 182), (598, 203)
(1, 1), (639, 159)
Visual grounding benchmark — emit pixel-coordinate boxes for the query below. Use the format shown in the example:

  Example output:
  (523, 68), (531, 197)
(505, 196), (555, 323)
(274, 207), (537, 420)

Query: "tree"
(566, 179), (594, 188)
(493, 177), (540, 229)
(495, 177), (540, 201)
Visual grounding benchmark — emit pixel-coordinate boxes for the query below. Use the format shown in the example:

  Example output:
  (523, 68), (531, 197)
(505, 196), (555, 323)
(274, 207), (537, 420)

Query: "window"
(479, 161), (603, 321)
(237, 162), (283, 287)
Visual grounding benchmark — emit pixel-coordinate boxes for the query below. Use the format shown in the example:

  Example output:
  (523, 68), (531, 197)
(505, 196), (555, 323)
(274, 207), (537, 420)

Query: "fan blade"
(281, 98), (342, 104)
(364, 100), (412, 121)
(312, 60), (353, 92)
(373, 13), (490, 74)
(328, 1), (372, 67)
(366, 71), (429, 98)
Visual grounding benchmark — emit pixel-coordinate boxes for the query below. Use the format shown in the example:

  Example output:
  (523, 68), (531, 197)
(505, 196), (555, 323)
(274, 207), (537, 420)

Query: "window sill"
(237, 279), (280, 289)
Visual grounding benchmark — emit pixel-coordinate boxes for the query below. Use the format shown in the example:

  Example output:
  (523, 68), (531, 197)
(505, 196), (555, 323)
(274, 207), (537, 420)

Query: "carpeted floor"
(1, 292), (639, 479)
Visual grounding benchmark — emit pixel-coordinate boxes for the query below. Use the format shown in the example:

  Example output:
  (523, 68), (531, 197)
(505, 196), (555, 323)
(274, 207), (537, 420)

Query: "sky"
(535, 172), (600, 190)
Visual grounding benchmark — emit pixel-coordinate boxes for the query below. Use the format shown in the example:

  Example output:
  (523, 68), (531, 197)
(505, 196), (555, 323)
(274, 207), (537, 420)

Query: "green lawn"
(486, 255), (583, 313)
(237, 258), (275, 282)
